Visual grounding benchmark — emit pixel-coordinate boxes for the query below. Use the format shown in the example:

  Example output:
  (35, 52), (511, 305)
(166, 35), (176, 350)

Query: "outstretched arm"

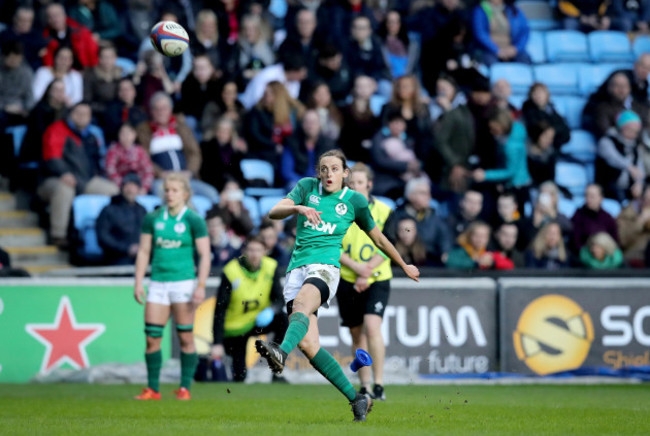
(366, 226), (420, 282)
(269, 198), (322, 225)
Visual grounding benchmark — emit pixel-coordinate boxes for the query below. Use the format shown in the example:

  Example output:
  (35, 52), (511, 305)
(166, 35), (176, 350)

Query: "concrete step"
(0, 228), (47, 246)
(0, 192), (17, 212)
(23, 264), (72, 275)
(0, 210), (39, 227)
(4, 245), (69, 265)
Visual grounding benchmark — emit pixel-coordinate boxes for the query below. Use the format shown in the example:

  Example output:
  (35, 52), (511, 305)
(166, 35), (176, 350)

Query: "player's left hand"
(192, 286), (205, 306)
(403, 264), (420, 282)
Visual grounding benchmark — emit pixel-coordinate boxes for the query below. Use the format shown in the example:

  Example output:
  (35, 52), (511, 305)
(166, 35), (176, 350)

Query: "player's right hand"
(297, 206), (322, 226)
(134, 284), (146, 305)
(403, 264), (420, 282)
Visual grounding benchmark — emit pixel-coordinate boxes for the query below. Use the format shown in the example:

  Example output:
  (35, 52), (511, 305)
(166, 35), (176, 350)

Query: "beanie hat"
(616, 110), (641, 129)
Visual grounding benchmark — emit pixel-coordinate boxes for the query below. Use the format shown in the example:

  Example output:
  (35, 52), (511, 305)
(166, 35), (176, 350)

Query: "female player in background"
(255, 150), (419, 422)
(133, 173), (211, 400)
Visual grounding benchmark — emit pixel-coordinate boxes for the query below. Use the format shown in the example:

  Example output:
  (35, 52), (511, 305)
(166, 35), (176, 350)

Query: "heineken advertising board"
(0, 279), (171, 383)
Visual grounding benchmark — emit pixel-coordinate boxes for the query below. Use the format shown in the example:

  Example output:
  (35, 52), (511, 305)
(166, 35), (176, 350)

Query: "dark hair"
(280, 52), (307, 72)
(377, 10), (409, 47)
(317, 44), (341, 60)
(98, 42), (116, 55)
(528, 120), (553, 143)
(498, 191), (517, 204)
(244, 235), (266, 248)
(1, 40), (23, 56)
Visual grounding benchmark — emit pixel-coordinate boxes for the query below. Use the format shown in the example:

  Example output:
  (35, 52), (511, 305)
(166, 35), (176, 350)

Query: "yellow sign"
(513, 294), (594, 375)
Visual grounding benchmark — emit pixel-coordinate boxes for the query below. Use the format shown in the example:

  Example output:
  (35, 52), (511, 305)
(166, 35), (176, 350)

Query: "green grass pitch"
(0, 383), (648, 435)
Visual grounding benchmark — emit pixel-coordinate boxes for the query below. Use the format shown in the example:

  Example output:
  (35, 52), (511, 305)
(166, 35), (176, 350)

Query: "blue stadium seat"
(555, 162), (589, 197)
(73, 194), (111, 257)
(633, 35), (650, 58)
(517, 1), (559, 31)
(136, 195), (162, 212)
(533, 64), (579, 95)
(526, 31), (546, 64)
(588, 31), (634, 63)
(561, 130), (597, 163)
(545, 30), (589, 62)
(370, 95), (387, 116)
(557, 196), (579, 218)
(553, 95), (587, 129)
(243, 196), (261, 227)
(508, 94), (527, 110)
(490, 63), (534, 95)
(373, 195), (396, 210)
(244, 187), (286, 197)
(240, 159), (274, 187)
(578, 63), (630, 96)
(600, 198), (622, 218)
(191, 195), (213, 218)
(259, 196), (286, 217)
(6, 125), (27, 156)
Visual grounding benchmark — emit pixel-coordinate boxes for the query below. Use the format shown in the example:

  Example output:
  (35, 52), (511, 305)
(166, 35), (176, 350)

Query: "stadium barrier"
(0, 277), (648, 383)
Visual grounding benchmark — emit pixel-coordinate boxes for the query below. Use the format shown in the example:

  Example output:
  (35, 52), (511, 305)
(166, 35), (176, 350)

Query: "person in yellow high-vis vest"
(211, 236), (288, 382)
(337, 163), (393, 401)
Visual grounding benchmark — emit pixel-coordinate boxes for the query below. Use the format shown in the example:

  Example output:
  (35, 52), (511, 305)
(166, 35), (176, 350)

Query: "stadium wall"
(0, 277), (648, 383)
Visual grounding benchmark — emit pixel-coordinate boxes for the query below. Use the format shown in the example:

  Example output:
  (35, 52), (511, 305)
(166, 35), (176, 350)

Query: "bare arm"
(366, 226), (420, 281)
(134, 233), (152, 304)
(192, 236), (211, 305)
(269, 198), (322, 225)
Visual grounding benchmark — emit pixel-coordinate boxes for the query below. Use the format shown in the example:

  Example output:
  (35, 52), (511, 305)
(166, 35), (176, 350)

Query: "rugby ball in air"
(150, 21), (189, 57)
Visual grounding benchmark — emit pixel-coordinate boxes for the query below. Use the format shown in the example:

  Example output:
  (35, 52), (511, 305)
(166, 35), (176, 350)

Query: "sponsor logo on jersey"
(303, 220), (337, 234)
(156, 237), (182, 249)
(174, 223), (186, 233)
(309, 195), (321, 205)
(155, 222), (165, 230)
(335, 203), (348, 215)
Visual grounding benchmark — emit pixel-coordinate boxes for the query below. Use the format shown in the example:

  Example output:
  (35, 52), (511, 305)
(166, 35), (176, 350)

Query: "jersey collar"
(318, 182), (349, 199)
(163, 206), (188, 221)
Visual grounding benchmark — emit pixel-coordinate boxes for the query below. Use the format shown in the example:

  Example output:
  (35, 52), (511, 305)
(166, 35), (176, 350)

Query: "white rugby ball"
(150, 21), (189, 57)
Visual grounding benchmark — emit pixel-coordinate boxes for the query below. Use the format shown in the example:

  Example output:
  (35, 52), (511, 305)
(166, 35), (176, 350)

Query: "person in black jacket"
(211, 236), (288, 382)
(96, 173), (147, 265)
(522, 83), (571, 149)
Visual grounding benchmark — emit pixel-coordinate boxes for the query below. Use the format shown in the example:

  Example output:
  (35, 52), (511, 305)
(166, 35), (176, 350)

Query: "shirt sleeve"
(286, 178), (312, 205)
(141, 212), (154, 234)
(188, 212), (209, 239)
(351, 193), (376, 232)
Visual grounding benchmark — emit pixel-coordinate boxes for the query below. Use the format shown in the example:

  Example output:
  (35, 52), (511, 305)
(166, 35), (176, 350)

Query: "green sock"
(279, 312), (310, 355)
(180, 352), (198, 390)
(145, 350), (162, 392)
(310, 348), (357, 401)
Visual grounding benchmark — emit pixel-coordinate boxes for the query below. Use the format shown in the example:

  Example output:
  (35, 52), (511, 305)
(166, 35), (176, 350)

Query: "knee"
(298, 336), (320, 358)
(145, 336), (162, 351)
(178, 332), (195, 350)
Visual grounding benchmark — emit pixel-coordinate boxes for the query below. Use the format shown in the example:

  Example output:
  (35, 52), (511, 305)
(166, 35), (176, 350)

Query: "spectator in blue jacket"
(472, 107), (532, 206)
(96, 173), (147, 265)
(471, 0), (531, 66)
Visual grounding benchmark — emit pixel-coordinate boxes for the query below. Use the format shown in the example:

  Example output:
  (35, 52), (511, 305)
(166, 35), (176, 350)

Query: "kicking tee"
(141, 206), (208, 282)
(286, 178), (376, 271)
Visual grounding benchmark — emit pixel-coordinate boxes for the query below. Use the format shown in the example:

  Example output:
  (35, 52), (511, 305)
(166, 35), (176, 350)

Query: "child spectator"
(522, 83), (570, 149)
(446, 221), (514, 270)
(105, 123), (154, 194)
(579, 232), (624, 269)
(525, 221), (569, 269)
(596, 110), (645, 201)
(199, 117), (247, 192)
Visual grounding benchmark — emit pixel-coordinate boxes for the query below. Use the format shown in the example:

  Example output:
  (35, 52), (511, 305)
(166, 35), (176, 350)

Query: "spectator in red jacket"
(105, 123), (154, 194)
(37, 102), (118, 247)
(42, 2), (98, 69)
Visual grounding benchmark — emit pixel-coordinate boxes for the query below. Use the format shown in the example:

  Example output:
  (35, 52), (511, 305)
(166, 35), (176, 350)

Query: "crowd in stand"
(1, 0), (650, 271)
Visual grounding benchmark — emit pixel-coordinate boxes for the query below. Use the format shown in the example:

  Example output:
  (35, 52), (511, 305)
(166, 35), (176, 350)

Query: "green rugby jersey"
(141, 206), (208, 282)
(286, 178), (376, 271)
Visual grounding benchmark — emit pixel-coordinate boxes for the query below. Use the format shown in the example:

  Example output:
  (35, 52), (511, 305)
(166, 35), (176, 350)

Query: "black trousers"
(223, 311), (289, 382)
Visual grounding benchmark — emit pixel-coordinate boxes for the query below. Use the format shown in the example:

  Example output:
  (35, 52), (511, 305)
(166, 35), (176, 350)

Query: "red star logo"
(25, 296), (105, 373)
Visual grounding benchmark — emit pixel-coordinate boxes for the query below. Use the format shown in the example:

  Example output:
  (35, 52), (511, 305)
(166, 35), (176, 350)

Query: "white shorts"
(147, 280), (195, 305)
(284, 264), (340, 308)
